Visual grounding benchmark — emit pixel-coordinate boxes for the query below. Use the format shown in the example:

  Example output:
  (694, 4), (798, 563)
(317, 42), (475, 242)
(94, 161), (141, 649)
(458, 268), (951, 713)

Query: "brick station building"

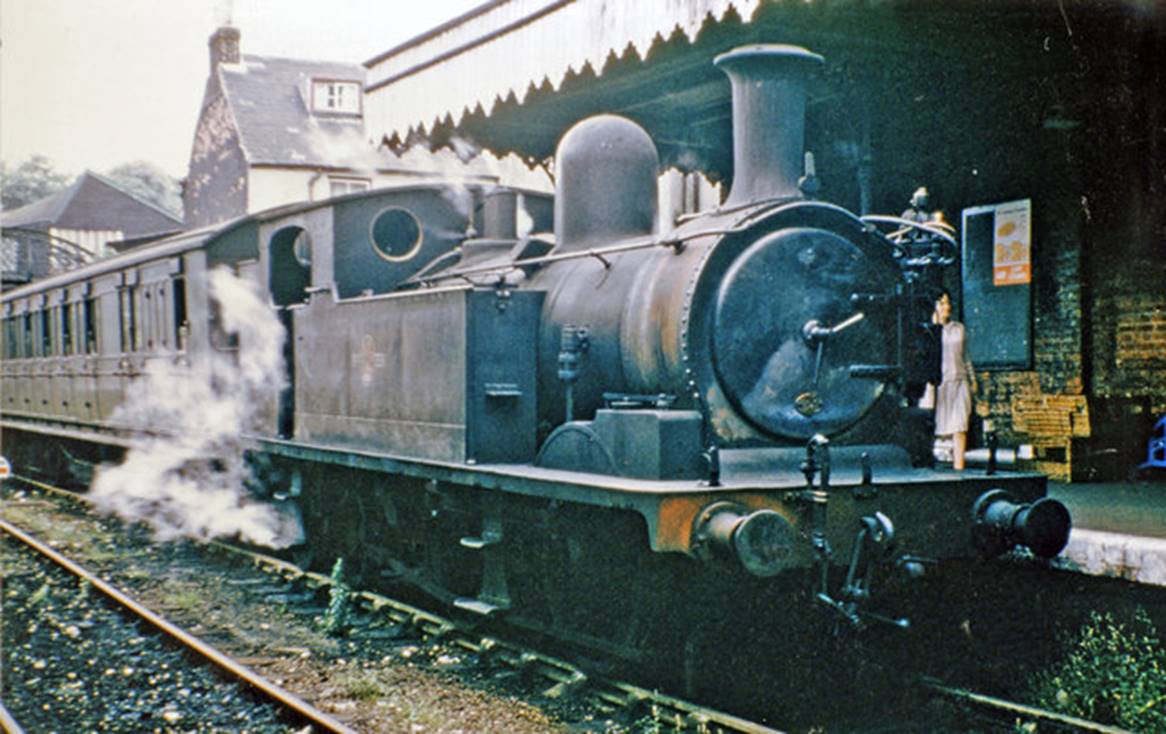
(361, 0), (1164, 480)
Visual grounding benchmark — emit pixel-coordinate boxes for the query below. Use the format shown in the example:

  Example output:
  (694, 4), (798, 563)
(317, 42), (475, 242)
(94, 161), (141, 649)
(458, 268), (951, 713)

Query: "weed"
(27, 582), (50, 607)
(340, 670), (391, 701)
(319, 557), (351, 637)
(1028, 608), (1166, 732)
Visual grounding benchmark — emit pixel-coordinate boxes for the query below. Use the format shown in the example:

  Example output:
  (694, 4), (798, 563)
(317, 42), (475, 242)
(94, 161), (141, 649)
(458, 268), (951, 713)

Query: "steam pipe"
(714, 44), (824, 206)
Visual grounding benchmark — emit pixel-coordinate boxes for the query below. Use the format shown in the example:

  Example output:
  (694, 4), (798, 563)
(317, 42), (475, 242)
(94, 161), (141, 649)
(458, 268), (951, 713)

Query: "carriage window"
(119, 287), (137, 353)
(292, 230), (312, 268)
(270, 226), (312, 306)
(172, 277), (187, 351)
(41, 309), (52, 356)
(61, 303), (73, 355)
(83, 298), (98, 354)
(369, 207), (423, 262)
(23, 313), (33, 357)
(3, 318), (17, 359)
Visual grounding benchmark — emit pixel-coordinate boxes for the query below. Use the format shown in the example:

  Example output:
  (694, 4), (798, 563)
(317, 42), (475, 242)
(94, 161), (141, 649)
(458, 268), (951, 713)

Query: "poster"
(992, 199), (1032, 286)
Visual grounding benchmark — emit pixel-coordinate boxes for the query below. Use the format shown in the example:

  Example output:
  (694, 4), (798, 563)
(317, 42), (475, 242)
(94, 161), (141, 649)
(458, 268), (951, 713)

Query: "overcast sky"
(1, 0), (483, 180)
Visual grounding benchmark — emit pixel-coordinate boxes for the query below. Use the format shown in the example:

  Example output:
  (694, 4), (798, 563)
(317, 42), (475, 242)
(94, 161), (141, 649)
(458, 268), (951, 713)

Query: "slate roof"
(218, 54), (371, 168)
(1, 171), (182, 235)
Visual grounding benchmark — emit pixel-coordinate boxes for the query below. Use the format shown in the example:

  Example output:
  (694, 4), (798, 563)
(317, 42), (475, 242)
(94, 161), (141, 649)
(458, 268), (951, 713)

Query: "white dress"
(935, 321), (973, 435)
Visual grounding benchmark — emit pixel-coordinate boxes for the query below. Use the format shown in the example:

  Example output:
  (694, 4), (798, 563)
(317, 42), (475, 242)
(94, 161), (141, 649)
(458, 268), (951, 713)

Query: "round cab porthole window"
(370, 207), (423, 262)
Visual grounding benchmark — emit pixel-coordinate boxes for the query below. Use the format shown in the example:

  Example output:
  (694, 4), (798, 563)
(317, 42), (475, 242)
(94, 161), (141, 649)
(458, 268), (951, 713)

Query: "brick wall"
(973, 168), (1090, 481)
(975, 207), (1165, 481)
(966, 15), (1164, 482)
(1095, 272), (1166, 410)
(975, 232), (1166, 481)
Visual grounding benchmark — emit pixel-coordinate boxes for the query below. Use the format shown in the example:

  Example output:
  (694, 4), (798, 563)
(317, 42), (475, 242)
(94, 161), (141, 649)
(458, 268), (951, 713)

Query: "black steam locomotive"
(1, 45), (1069, 673)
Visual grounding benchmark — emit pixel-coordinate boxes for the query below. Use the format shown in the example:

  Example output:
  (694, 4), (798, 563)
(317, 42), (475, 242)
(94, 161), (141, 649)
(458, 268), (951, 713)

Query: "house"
(1, 171), (182, 285)
(184, 26), (545, 229)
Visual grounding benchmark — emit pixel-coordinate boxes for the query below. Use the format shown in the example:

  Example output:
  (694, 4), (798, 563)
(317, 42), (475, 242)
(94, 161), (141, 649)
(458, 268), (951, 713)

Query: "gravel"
(0, 492), (580, 733)
(1, 555), (297, 733)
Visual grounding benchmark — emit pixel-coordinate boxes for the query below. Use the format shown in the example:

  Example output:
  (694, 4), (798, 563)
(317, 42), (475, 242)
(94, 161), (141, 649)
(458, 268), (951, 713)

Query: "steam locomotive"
(1, 45), (1070, 675)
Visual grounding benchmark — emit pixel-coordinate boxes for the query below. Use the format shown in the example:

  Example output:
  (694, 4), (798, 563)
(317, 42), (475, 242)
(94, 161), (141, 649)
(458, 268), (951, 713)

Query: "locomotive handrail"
(408, 199), (915, 289)
(860, 215), (958, 267)
(859, 215), (958, 246)
(403, 225), (750, 288)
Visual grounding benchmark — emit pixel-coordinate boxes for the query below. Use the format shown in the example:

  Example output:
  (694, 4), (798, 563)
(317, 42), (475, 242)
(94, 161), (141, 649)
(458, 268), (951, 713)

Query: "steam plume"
(89, 268), (303, 548)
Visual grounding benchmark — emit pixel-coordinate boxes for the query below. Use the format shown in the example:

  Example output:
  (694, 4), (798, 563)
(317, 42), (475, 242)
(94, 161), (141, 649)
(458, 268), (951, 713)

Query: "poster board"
(961, 199), (1032, 369)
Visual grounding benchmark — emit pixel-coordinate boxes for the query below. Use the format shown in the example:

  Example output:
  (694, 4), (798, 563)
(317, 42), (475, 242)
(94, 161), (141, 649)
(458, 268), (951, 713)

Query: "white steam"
(516, 197), (534, 238)
(304, 125), (387, 180)
(89, 268), (303, 549)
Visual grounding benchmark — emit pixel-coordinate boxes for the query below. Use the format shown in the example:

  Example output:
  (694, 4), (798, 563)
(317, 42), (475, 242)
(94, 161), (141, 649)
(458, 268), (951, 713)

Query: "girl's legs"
(953, 431), (967, 470)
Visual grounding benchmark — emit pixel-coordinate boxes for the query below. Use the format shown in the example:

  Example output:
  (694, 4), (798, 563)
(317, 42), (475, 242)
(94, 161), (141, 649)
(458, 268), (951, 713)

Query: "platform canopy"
(365, 0), (835, 177)
(363, 0), (1145, 192)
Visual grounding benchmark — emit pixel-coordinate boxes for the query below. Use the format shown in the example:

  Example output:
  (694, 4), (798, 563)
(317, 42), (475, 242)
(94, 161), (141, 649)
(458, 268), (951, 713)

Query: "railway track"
(210, 546), (786, 734)
(0, 514), (356, 734)
(3, 475), (786, 733)
(3, 474), (1139, 733)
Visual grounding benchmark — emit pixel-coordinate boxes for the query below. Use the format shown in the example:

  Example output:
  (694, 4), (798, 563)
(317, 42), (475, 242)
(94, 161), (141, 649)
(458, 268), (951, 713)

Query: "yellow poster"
(992, 199), (1031, 286)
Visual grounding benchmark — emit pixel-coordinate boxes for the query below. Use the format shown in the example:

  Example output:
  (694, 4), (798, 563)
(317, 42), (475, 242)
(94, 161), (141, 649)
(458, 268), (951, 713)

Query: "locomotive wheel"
(294, 470), (377, 584)
(500, 503), (701, 666)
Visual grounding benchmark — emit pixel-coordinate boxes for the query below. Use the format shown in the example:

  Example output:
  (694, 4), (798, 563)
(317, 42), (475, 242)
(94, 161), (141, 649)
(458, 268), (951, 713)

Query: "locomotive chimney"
(714, 45), (824, 206)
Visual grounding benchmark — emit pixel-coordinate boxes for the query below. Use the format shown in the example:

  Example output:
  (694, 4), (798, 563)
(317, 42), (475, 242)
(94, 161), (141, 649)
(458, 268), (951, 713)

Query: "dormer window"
(312, 80), (361, 114)
(329, 177), (370, 197)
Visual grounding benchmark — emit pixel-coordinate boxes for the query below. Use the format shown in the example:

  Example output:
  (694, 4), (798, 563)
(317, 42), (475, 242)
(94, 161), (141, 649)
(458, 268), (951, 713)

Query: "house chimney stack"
(209, 26), (241, 70)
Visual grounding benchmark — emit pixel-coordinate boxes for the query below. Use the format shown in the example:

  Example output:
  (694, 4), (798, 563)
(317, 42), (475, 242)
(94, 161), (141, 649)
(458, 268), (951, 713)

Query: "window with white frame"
(329, 178), (370, 197)
(312, 80), (361, 114)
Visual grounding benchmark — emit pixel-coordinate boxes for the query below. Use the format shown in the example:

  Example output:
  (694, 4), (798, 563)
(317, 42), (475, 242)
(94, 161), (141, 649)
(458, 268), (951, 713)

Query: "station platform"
(1047, 478), (1166, 587)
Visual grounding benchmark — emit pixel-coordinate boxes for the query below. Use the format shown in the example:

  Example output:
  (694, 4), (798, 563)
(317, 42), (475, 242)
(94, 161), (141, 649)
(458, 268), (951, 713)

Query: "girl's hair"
(934, 286), (952, 303)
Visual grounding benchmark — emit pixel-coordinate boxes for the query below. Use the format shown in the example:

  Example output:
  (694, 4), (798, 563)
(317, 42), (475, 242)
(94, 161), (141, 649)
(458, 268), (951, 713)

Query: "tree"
(1, 155), (71, 211)
(105, 160), (182, 218)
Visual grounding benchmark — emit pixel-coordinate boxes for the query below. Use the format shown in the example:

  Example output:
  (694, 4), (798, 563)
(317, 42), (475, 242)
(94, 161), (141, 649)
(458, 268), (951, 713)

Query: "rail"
(0, 515), (358, 734)
(0, 699), (25, 734)
(920, 677), (1133, 733)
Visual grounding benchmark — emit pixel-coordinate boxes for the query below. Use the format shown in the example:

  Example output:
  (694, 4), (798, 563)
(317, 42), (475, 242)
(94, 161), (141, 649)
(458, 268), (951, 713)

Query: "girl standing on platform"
(932, 288), (976, 470)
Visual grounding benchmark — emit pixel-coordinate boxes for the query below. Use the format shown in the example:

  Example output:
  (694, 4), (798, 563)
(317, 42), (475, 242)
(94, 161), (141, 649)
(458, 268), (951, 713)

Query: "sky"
(0, 0), (485, 180)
